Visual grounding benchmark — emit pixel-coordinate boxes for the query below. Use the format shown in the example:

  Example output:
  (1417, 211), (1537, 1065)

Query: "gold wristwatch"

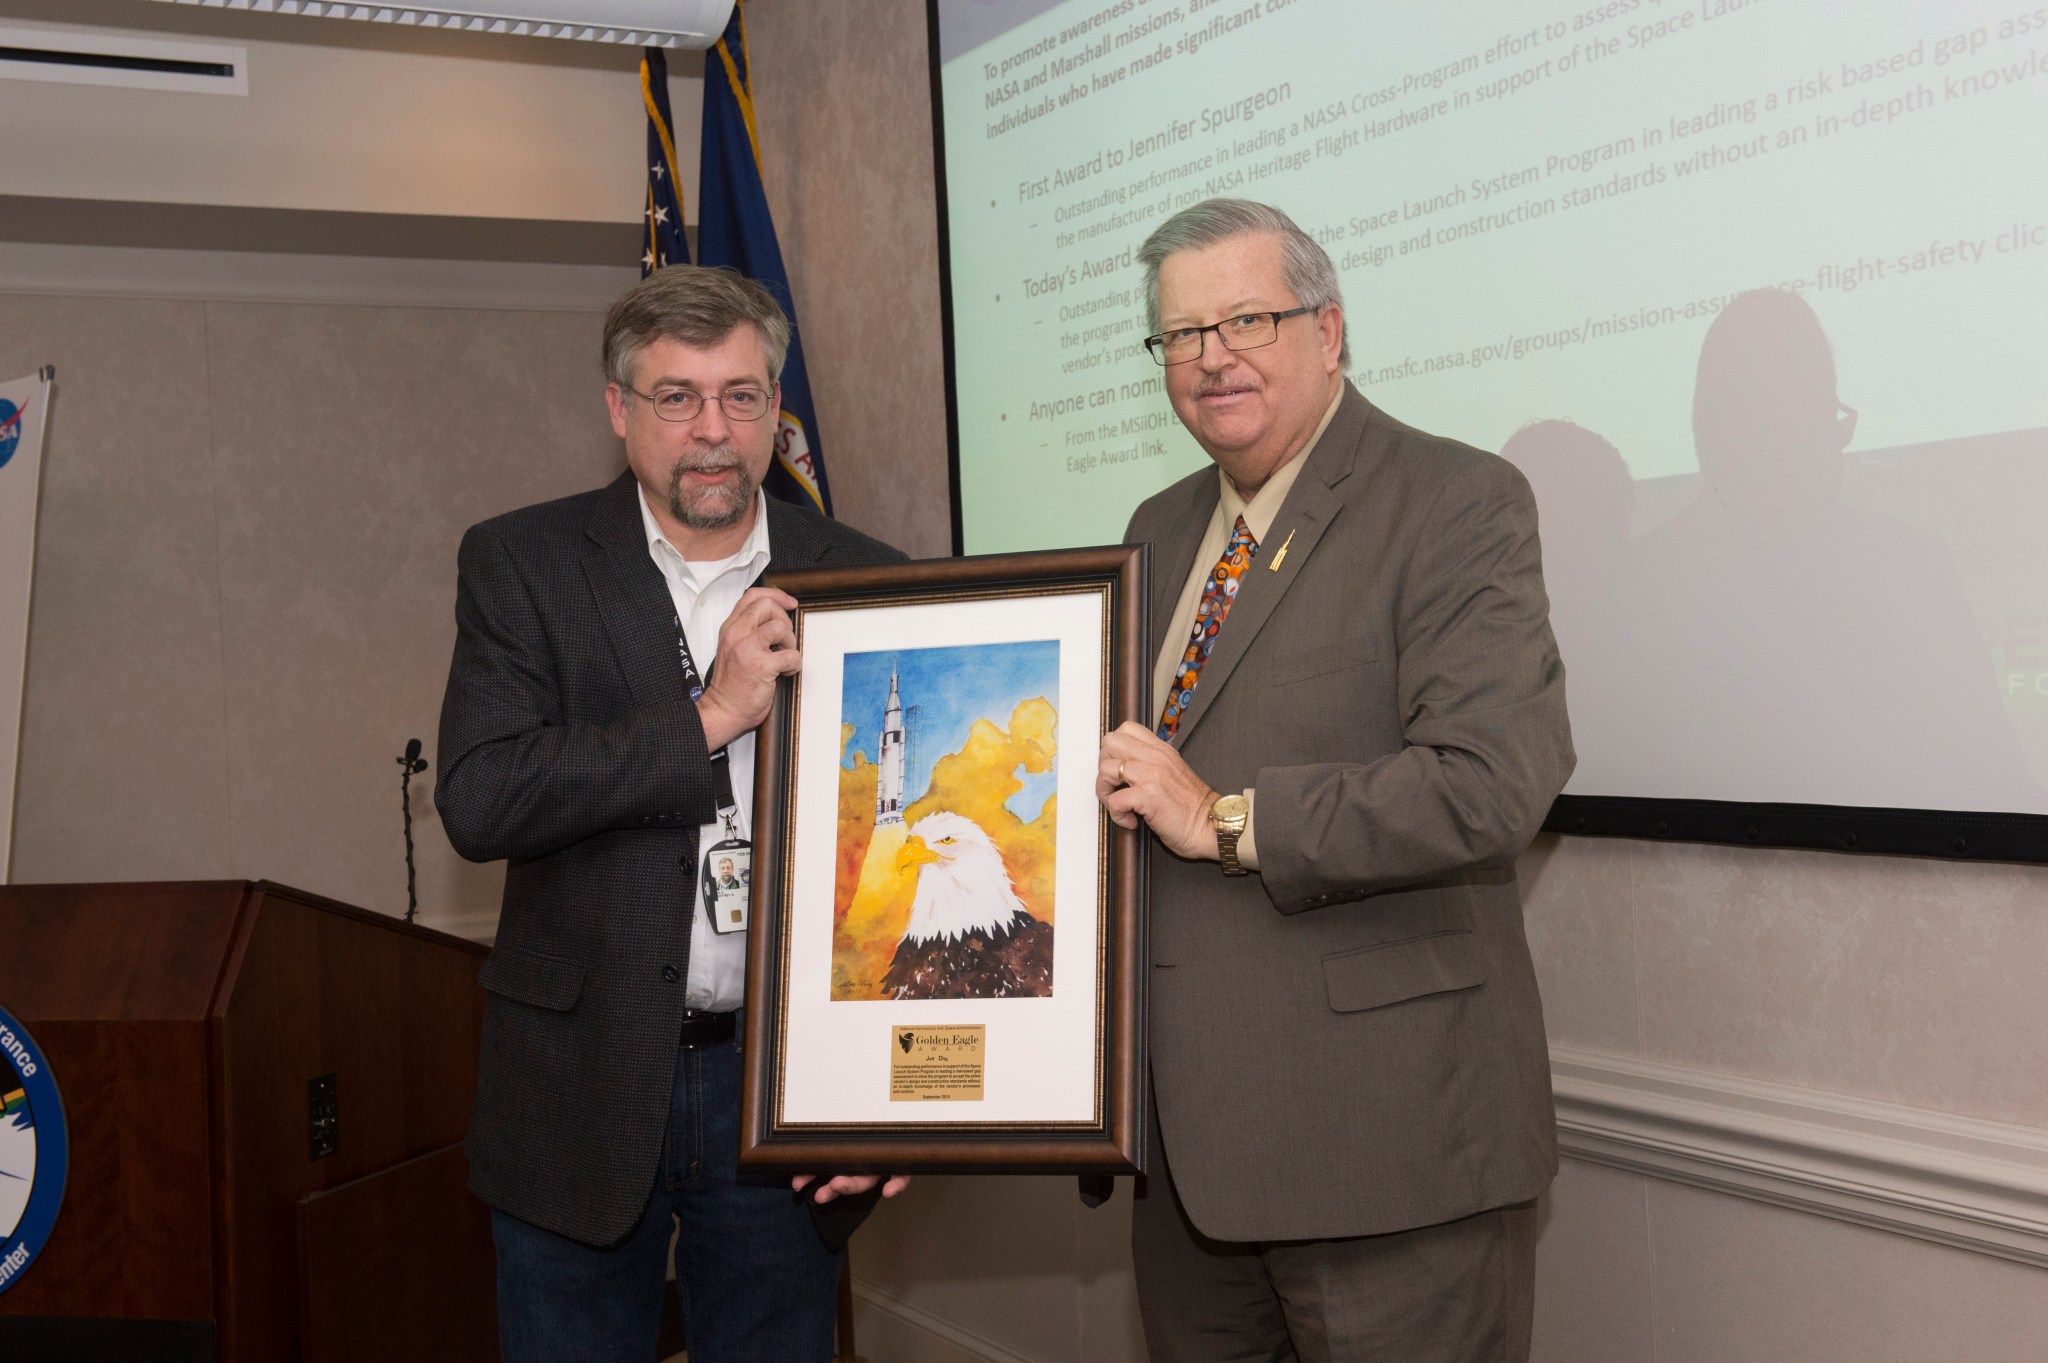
(1211, 793), (1250, 876)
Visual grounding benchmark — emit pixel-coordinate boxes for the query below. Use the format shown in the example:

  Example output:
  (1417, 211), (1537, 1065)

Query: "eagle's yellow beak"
(895, 835), (940, 873)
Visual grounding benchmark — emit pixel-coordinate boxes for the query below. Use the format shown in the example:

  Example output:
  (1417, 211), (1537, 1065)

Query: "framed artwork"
(739, 546), (1147, 1174)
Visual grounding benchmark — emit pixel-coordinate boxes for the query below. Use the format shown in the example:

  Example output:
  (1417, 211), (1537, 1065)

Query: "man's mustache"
(671, 448), (745, 481)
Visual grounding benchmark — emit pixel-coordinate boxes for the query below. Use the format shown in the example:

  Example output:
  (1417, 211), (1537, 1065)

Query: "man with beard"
(437, 265), (906, 1363)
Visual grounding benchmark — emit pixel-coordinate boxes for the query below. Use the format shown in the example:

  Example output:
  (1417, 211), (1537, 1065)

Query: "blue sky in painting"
(840, 640), (1060, 822)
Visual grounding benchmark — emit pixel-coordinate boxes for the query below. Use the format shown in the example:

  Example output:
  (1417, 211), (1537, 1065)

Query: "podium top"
(0, 880), (483, 1023)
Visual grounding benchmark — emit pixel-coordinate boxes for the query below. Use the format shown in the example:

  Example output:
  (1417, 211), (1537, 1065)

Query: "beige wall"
(0, 1), (692, 223)
(1524, 835), (2048, 1129)
(1521, 835), (2048, 1362)
(746, 0), (953, 559)
(0, 0), (940, 928)
(1534, 1157), (2048, 1363)
(0, 282), (624, 929)
(3, 0), (947, 555)
(5, 2), (2045, 1360)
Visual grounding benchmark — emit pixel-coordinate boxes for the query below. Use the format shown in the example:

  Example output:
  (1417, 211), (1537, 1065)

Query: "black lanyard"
(673, 613), (741, 834)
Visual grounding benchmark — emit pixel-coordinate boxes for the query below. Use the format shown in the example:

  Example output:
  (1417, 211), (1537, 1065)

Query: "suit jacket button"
(662, 964), (681, 984)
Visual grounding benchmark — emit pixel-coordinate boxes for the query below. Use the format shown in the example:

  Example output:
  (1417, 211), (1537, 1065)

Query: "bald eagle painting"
(829, 640), (1061, 1001)
(881, 811), (1054, 1000)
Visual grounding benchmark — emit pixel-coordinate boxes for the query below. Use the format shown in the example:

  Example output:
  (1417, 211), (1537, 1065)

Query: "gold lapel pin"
(1268, 528), (1296, 571)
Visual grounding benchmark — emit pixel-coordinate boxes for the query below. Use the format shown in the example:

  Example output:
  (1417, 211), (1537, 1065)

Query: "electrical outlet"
(307, 1073), (338, 1159)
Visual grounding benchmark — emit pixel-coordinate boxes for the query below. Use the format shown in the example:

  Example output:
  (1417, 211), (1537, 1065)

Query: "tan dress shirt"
(1150, 384), (1345, 870)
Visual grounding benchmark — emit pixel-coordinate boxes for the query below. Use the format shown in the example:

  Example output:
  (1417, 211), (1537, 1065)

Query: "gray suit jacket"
(436, 472), (903, 1245)
(1127, 383), (1573, 1242)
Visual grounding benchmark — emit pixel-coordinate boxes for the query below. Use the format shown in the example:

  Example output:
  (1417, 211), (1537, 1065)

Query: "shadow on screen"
(1509, 287), (2041, 811)
(1499, 419), (1633, 681)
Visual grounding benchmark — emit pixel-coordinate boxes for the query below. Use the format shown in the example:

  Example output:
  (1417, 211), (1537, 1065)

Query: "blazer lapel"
(581, 472), (690, 710)
(1167, 385), (1371, 746)
(762, 496), (836, 577)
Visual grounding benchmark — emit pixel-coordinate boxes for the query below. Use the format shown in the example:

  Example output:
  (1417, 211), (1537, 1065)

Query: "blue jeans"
(491, 1020), (842, 1363)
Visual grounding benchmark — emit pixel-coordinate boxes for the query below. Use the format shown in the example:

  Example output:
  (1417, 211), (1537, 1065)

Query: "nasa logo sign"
(0, 398), (25, 471)
(0, 1005), (67, 1295)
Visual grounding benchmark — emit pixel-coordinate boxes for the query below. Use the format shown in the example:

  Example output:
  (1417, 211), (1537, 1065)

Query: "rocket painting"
(829, 641), (1060, 1002)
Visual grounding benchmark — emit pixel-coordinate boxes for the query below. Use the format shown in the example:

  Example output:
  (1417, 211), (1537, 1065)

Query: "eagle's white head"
(894, 810), (1030, 945)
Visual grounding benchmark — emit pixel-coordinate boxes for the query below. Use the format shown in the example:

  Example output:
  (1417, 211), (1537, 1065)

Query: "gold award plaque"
(889, 1024), (986, 1102)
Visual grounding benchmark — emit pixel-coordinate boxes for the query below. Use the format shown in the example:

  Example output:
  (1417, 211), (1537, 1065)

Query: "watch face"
(1213, 794), (1250, 824)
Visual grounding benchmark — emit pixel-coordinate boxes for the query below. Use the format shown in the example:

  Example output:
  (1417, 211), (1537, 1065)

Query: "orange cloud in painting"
(835, 722), (878, 936)
(830, 697), (1058, 1000)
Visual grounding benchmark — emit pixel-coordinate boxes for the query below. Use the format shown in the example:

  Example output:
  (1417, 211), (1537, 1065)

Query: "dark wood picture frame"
(738, 546), (1148, 1175)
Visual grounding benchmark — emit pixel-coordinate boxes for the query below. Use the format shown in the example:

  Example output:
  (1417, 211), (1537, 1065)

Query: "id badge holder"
(701, 808), (752, 935)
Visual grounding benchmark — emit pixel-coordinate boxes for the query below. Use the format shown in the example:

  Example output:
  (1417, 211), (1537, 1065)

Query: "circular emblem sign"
(0, 1005), (67, 1295)
(0, 398), (24, 471)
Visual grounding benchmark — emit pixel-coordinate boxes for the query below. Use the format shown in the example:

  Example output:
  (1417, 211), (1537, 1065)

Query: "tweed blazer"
(1127, 383), (1574, 1242)
(437, 472), (903, 1245)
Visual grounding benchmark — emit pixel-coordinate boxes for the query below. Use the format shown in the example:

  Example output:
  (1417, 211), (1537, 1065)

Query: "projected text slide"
(937, 0), (2048, 814)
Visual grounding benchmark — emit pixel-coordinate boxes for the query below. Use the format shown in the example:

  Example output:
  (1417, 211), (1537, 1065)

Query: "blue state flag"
(695, 1), (833, 516)
(640, 47), (690, 273)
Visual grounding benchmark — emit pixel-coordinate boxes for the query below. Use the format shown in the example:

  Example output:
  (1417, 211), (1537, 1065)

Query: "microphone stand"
(398, 740), (429, 923)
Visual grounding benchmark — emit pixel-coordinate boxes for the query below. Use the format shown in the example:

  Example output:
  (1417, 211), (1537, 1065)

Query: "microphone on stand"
(398, 739), (429, 923)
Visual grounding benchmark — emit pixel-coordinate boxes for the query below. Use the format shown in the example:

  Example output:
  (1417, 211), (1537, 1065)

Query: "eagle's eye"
(936, 835), (957, 845)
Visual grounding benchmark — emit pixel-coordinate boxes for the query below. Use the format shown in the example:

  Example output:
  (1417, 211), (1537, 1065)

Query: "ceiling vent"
(0, 25), (247, 94)
(142, 0), (735, 48)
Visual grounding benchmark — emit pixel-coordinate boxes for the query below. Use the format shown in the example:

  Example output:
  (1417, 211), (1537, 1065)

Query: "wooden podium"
(0, 881), (496, 1362)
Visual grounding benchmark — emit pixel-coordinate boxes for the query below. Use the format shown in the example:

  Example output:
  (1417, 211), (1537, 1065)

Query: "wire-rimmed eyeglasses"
(625, 385), (775, 423)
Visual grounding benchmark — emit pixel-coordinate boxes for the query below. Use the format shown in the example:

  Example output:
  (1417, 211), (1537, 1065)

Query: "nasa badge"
(0, 1005), (67, 1294)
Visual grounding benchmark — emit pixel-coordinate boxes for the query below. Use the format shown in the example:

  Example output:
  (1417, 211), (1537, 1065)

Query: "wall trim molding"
(850, 1277), (1038, 1363)
(0, 194), (645, 264)
(1551, 1046), (2048, 1268)
(0, 239), (636, 313)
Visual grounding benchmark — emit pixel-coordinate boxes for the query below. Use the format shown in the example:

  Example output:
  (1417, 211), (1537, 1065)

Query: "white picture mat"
(0, 373), (52, 884)
(777, 588), (1107, 1125)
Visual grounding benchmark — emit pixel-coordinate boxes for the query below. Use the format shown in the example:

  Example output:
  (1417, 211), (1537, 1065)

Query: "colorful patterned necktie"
(1158, 516), (1260, 739)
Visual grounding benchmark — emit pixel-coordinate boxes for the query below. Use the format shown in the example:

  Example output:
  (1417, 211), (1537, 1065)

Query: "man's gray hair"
(1137, 198), (1349, 367)
(601, 264), (792, 391)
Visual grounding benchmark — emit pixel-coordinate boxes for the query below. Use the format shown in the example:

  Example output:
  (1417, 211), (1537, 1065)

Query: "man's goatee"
(668, 452), (755, 530)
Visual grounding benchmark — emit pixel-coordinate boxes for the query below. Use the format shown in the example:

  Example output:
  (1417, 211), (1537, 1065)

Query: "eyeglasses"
(1142, 307), (1319, 366)
(625, 385), (774, 423)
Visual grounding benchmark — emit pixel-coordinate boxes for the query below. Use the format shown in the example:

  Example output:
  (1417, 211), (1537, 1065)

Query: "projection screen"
(930, 0), (2048, 835)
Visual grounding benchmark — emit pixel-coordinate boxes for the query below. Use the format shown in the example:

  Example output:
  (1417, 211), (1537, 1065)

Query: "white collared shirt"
(638, 488), (773, 1011)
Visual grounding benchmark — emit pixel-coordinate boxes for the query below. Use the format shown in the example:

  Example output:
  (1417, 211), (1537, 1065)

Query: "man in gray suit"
(1097, 199), (1574, 1361)
(437, 266), (905, 1363)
